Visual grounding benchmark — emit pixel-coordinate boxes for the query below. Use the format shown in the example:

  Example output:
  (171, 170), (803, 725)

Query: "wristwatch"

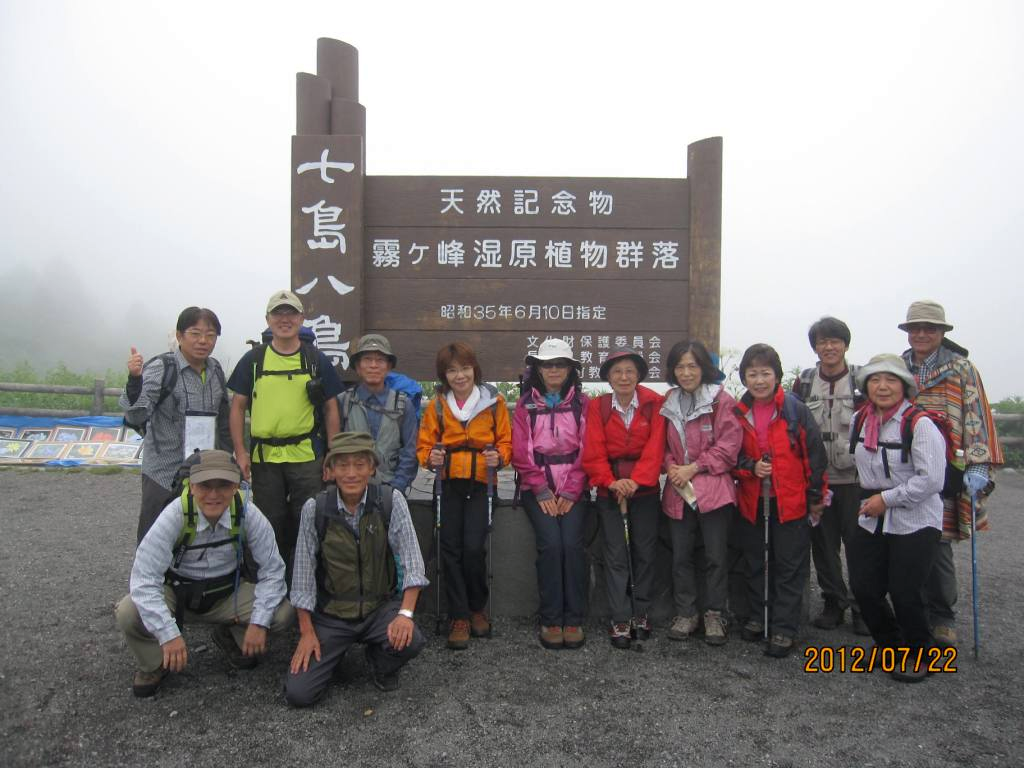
(398, 608), (415, 620)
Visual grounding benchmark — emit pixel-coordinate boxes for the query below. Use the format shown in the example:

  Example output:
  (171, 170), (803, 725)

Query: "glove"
(964, 472), (988, 497)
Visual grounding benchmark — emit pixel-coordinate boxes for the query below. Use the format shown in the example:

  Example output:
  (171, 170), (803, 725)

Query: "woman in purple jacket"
(661, 340), (742, 645)
(512, 339), (590, 650)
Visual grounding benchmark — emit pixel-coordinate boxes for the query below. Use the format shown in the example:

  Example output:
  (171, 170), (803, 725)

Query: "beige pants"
(115, 582), (294, 673)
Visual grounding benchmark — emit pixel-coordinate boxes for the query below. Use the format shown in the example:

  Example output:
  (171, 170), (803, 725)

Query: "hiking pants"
(809, 482), (861, 613)
(115, 582), (295, 673)
(848, 521), (940, 651)
(251, 459), (323, 581)
(597, 493), (660, 624)
(137, 473), (175, 544)
(925, 539), (958, 628)
(439, 479), (490, 620)
(668, 503), (732, 617)
(284, 598), (426, 707)
(741, 500), (810, 638)
(522, 491), (587, 626)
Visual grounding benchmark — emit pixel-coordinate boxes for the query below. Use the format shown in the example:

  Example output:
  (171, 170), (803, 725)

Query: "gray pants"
(925, 539), (958, 627)
(115, 582), (295, 673)
(668, 503), (732, 616)
(809, 483), (861, 613)
(251, 460), (323, 579)
(284, 599), (426, 707)
(137, 473), (175, 544)
(597, 494), (660, 623)
(741, 500), (811, 637)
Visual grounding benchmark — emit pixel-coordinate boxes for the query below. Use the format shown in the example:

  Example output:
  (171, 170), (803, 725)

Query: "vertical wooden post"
(91, 379), (105, 416)
(687, 137), (723, 355)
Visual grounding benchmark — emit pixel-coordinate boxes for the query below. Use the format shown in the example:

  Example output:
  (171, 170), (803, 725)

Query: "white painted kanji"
(576, 305), (591, 320)
(477, 189), (501, 214)
(440, 188), (465, 214)
(304, 314), (350, 368)
(440, 305), (456, 319)
(545, 240), (573, 269)
(588, 190), (613, 216)
(513, 189), (539, 215)
(649, 336), (662, 349)
(649, 351), (662, 364)
(648, 366), (662, 379)
(509, 239), (537, 269)
(437, 240), (465, 267)
(615, 336), (628, 348)
(371, 239), (401, 268)
(598, 336), (610, 348)
(580, 350), (593, 364)
(580, 335), (593, 348)
(457, 305), (472, 319)
(652, 240), (680, 269)
(551, 190), (576, 215)
(615, 241), (643, 269)
(527, 335), (540, 349)
(528, 305), (541, 319)
(593, 306), (607, 320)
(408, 243), (428, 265)
(302, 200), (346, 252)
(296, 149), (355, 183)
(598, 351), (609, 363)
(587, 366), (600, 379)
(579, 240), (608, 269)
(473, 239), (502, 268)
(499, 305), (512, 319)
(633, 336), (645, 349)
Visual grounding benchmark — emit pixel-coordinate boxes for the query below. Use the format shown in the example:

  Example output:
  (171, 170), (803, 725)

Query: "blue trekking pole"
(970, 491), (981, 659)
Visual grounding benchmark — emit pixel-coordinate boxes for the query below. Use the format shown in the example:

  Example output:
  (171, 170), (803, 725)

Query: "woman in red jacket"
(582, 348), (666, 649)
(732, 343), (827, 658)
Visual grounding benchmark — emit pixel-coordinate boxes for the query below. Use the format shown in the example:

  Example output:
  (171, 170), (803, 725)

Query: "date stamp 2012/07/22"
(803, 646), (957, 674)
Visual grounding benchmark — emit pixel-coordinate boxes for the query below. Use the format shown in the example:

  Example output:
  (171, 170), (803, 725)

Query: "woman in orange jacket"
(417, 341), (512, 650)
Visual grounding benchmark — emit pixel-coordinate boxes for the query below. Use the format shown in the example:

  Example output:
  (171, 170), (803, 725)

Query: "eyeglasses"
(539, 360), (570, 370)
(194, 479), (236, 491)
(814, 338), (846, 349)
(183, 330), (218, 342)
(906, 323), (942, 335)
(270, 307), (300, 317)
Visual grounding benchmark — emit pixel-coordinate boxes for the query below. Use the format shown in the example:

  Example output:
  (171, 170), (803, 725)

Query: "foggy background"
(1, 1), (1021, 396)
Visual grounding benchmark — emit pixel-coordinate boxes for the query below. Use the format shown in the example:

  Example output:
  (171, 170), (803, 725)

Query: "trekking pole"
(761, 454), (771, 642)
(433, 443), (445, 636)
(619, 495), (643, 652)
(970, 490), (981, 659)
(485, 443), (496, 626)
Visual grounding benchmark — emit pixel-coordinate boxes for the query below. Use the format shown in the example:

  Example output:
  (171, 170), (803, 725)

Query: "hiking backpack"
(124, 353), (226, 437)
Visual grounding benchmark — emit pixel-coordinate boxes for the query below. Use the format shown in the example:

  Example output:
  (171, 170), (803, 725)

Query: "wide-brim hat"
(599, 348), (648, 382)
(325, 431), (380, 464)
(898, 300), (953, 332)
(266, 289), (304, 315)
(350, 333), (397, 369)
(855, 353), (918, 399)
(524, 338), (581, 368)
(189, 450), (242, 485)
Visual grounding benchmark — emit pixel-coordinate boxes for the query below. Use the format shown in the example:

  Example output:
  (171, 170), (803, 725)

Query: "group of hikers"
(115, 290), (1003, 703)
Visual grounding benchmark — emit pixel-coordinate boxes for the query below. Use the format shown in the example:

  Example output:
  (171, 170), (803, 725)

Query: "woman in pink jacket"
(661, 340), (742, 646)
(512, 339), (590, 650)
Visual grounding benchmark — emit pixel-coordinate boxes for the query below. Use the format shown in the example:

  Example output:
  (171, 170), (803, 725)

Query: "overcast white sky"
(1, 1), (1021, 398)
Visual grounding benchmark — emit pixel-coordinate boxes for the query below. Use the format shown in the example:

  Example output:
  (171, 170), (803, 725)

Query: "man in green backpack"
(115, 450), (294, 698)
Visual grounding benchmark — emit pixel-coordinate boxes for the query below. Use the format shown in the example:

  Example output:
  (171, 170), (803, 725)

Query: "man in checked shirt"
(286, 432), (427, 706)
(115, 450), (294, 697)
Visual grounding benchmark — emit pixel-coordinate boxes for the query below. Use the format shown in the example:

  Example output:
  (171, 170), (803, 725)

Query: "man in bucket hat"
(285, 432), (427, 706)
(336, 334), (419, 495)
(115, 450), (294, 698)
(899, 300), (1003, 647)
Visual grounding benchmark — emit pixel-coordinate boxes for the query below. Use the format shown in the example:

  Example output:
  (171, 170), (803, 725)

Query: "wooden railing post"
(91, 379), (105, 416)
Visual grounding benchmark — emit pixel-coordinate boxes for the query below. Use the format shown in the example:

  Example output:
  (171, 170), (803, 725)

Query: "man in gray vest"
(336, 334), (419, 495)
(792, 317), (869, 635)
(285, 432), (427, 706)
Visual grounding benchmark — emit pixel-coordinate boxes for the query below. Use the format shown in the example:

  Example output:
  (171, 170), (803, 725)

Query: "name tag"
(701, 423), (713, 432)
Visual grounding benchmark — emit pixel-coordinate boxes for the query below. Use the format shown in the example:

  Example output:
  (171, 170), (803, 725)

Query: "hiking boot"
(539, 625), (564, 650)
(740, 620), (764, 642)
(890, 666), (929, 684)
(932, 625), (957, 648)
(764, 634), (795, 658)
(212, 625), (258, 670)
(368, 661), (401, 692)
(703, 611), (728, 647)
(447, 619), (471, 650)
(470, 611), (492, 638)
(609, 622), (632, 649)
(633, 615), (652, 640)
(131, 668), (167, 698)
(812, 603), (845, 630)
(562, 626), (585, 650)
(667, 614), (699, 641)
(852, 611), (871, 636)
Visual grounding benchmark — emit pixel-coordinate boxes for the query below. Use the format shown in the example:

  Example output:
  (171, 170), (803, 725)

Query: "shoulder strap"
(435, 396), (445, 441)
(253, 344), (269, 382)
(301, 341), (320, 380)
(314, 487), (338, 543)
(150, 352), (178, 409)
(793, 368), (814, 401)
(370, 483), (395, 529)
(600, 393), (613, 425)
(339, 389), (352, 430)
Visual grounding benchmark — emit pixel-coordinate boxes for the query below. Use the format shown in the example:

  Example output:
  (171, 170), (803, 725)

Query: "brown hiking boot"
(470, 611), (492, 638)
(562, 626), (585, 649)
(539, 625), (564, 649)
(131, 668), (167, 698)
(447, 619), (471, 650)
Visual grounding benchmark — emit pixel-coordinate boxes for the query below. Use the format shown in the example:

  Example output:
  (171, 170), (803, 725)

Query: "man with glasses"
(228, 290), (343, 578)
(791, 317), (869, 635)
(121, 307), (232, 542)
(900, 300), (1003, 648)
(336, 334), (419, 495)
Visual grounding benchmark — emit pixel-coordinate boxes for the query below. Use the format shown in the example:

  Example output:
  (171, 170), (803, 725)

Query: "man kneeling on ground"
(115, 450), (294, 698)
(286, 432), (427, 706)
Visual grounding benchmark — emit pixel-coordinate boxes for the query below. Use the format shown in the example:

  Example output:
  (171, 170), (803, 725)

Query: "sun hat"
(189, 450), (242, 485)
(855, 353), (918, 399)
(599, 348), (648, 382)
(350, 333), (397, 369)
(265, 289), (304, 315)
(324, 432), (380, 464)
(898, 300), (953, 332)
(524, 338), (581, 368)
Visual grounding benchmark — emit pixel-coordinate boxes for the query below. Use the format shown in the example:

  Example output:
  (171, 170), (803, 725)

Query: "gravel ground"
(1, 467), (1021, 768)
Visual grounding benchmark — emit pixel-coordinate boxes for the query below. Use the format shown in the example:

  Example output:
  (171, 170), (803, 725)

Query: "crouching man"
(286, 432), (427, 706)
(115, 450), (294, 698)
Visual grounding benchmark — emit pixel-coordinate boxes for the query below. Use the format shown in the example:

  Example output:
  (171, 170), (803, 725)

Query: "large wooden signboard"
(292, 38), (721, 382)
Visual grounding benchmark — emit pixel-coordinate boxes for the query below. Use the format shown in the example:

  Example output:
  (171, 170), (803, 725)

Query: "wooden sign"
(292, 38), (721, 382)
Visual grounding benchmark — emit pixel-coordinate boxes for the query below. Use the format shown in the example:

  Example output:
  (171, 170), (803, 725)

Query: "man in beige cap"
(286, 432), (427, 705)
(227, 290), (343, 578)
(336, 334), (420, 494)
(899, 299), (1003, 647)
(115, 450), (294, 697)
